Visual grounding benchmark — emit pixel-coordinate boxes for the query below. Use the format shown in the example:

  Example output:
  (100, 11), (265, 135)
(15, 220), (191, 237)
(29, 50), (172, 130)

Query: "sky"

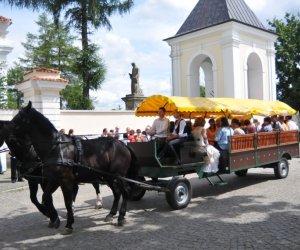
(1, 0), (300, 110)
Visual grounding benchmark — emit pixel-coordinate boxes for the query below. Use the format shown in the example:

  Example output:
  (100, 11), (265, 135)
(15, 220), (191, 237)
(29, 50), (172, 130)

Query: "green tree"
(268, 13), (300, 110)
(62, 0), (133, 99)
(0, 71), (6, 109)
(6, 64), (24, 109)
(14, 13), (97, 109)
(61, 81), (94, 110)
(199, 85), (205, 97)
(20, 13), (79, 80)
(1, 0), (133, 104)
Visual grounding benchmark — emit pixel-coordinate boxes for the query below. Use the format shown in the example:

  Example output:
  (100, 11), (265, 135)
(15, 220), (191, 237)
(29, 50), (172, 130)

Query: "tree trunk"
(81, 0), (89, 99)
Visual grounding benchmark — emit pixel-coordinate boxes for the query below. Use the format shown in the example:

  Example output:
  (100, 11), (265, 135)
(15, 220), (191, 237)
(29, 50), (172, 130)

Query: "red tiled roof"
(24, 67), (61, 75)
(0, 16), (12, 23)
(31, 76), (69, 83)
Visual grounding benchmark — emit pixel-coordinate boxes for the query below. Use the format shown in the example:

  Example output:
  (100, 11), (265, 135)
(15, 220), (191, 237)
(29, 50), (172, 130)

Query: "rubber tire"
(129, 177), (146, 201)
(235, 169), (248, 177)
(274, 158), (289, 179)
(165, 177), (192, 210)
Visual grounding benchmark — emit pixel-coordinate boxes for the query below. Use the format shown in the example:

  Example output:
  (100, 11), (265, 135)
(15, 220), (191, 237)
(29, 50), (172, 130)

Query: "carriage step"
(204, 173), (227, 186)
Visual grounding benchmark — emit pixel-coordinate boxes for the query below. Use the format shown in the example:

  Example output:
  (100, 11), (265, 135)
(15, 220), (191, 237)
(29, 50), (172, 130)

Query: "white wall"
(0, 109), (156, 135)
(60, 110), (156, 135)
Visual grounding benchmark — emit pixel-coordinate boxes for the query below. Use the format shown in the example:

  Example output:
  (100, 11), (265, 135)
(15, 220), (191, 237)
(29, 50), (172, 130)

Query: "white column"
(243, 67), (248, 99)
(169, 44), (181, 96)
(222, 31), (241, 98)
(267, 45), (277, 100)
(15, 68), (68, 129)
(0, 21), (13, 66)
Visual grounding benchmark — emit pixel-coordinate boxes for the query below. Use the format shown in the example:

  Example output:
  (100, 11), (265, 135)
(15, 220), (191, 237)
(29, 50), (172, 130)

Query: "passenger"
(271, 115), (284, 131)
(68, 129), (74, 136)
(114, 126), (120, 139)
(278, 116), (289, 131)
(214, 117), (234, 151)
(184, 120), (193, 140)
(135, 129), (146, 142)
(122, 133), (129, 145)
(158, 110), (187, 164)
(101, 128), (109, 137)
(59, 128), (65, 135)
(147, 107), (169, 152)
(244, 119), (256, 134)
(109, 129), (115, 137)
(253, 119), (262, 132)
(216, 118), (221, 130)
(192, 117), (220, 173)
(231, 119), (245, 135)
(260, 117), (273, 132)
(128, 129), (136, 142)
(286, 116), (299, 131)
(206, 118), (217, 145)
(143, 125), (152, 141)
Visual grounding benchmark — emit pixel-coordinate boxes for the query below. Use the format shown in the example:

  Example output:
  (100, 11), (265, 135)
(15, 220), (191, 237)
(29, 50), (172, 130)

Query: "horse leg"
(60, 182), (75, 234)
(92, 182), (102, 209)
(43, 181), (60, 229)
(72, 183), (79, 213)
(104, 179), (121, 223)
(28, 180), (48, 217)
(117, 180), (130, 226)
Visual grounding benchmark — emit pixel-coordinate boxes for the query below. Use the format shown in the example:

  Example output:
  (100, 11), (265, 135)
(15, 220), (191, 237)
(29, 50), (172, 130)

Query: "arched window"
(247, 53), (263, 99)
(189, 54), (214, 97)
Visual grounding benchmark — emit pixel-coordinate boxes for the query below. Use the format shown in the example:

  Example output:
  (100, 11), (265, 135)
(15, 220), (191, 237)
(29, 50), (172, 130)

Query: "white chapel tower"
(165, 0), (278, 100)
(0, 16), (13, 67)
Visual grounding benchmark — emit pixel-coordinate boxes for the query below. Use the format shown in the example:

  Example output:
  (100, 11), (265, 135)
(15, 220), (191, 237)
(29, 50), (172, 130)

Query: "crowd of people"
(58, 112), (299, 174)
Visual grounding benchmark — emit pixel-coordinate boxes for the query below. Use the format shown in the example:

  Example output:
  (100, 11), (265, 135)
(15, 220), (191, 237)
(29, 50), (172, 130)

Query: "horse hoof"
(61, 227), (73, 235)
(95, 203), (103, 209)
(48, 217), (60, 228)
(117, 218), (126, 226)
(48, 221), (54, 228)
(104, 215), (113, 222)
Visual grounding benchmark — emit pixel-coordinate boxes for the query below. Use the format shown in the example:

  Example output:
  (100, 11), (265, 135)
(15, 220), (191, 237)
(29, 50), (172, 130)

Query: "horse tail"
(126, 145), (140, 180)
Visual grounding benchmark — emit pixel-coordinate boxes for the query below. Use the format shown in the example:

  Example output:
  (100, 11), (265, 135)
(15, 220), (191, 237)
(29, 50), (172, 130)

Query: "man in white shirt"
(148, 107), (169, 139)
(286, 116), (299, 130)
(147, 107), (170, 154)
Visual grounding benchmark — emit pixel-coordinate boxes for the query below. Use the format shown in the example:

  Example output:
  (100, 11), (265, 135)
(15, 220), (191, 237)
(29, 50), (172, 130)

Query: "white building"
(0, 16), (13, 67)
(165, 0), (278, 101)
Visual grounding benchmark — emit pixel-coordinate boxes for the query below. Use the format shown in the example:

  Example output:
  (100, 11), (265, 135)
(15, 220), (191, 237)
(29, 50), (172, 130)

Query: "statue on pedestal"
(122, 62), (145, 110)
(129, 62), (140, 95)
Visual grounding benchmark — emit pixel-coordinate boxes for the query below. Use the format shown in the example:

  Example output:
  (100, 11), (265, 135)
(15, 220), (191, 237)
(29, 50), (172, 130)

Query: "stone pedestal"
(122, 94), (145, 110)
(15, 67), (68, 129)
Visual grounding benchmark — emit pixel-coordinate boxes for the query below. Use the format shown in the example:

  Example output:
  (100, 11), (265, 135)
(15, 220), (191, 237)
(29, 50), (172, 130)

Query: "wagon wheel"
(165, 177), (191, 210)
(234, 169), (248, 177)
(129, 177), (146, 201)
(274, 158), (289, 179)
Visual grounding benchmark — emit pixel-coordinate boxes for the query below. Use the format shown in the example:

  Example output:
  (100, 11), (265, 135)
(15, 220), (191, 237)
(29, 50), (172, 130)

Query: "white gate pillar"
(15, 67), (68, 129)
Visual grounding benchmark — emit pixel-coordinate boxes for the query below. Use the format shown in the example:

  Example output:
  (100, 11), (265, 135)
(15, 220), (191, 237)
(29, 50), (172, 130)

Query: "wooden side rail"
(257, 132), (277, 148)
(279, 130), (299, 144)
(230, 134), (255, 152)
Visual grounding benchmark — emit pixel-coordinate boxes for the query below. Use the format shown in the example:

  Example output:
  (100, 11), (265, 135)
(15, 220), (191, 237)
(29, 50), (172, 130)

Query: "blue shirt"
(215, 127), (234, 150)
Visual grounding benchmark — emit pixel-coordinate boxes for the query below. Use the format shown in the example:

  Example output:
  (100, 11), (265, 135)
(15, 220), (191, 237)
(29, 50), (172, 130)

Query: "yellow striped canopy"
(135, 95), (296, 119)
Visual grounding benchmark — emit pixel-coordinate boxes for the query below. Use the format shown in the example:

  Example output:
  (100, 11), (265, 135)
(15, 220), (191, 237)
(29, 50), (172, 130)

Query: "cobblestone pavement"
(1, 159), (300, 250)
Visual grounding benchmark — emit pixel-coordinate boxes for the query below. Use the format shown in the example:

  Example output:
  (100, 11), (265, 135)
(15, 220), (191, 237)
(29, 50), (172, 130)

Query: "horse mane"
(27, 107), (58, 134)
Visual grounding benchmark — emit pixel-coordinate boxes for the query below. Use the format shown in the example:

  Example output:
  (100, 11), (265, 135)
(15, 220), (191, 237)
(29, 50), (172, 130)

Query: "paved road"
(1, 159), (300, 250)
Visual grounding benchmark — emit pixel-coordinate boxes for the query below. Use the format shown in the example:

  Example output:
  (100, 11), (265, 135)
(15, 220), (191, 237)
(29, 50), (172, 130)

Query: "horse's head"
(0, 120), (13, 147)
(11, 101), (34, 136)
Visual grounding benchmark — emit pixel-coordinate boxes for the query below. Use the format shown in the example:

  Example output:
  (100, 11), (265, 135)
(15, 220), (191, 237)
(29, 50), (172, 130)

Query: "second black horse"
(10, 102), (139, 234)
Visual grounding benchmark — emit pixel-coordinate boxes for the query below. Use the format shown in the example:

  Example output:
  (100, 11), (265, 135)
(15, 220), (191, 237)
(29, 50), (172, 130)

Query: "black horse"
(10, 102), (139, 234)
(0, 121), (103, 229)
